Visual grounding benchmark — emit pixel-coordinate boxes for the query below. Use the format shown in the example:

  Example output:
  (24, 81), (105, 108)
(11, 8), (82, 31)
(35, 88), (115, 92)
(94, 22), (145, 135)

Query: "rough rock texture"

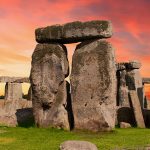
(126, 60), (141, 69)
(30, 43), (70, 129)
(0, 76), (29, 83)
(143, 78), (150, 84)
(0, 100), (32, 127)
(116, 62), (126, 71)
(126, 67), (144, 108)
(5, 83), (22, 100)
(147, 100), (150, 109)
(35, 20), (112, 44)
(60, 140), (98, 150)
(71, 39), (116, 131)
(117, 69), (130, 107)
(120, 122), (131, 128)
(129, 90), (145, 128)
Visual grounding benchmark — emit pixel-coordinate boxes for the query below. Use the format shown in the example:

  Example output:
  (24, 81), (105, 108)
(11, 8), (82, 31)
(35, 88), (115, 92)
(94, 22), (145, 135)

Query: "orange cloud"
(0, 0), (149, 90)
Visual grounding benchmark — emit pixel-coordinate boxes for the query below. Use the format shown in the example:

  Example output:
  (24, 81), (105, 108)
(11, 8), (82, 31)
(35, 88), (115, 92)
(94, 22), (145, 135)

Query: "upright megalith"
(116, 63), (130, 107)
(32, 20), (117, 131)
(71, 39), (116, 131)
(116, 61), (144, 108)
(116, 61), (146, 127)
(5, 82), (22, 100)
(30, 43), (70, 129)
(125, 61), (144, 108)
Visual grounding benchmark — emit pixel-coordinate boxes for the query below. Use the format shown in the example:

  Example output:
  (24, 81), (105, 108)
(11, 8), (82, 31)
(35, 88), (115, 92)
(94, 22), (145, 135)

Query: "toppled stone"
(35, 20), (112, 44)
(71, 39), (116, 132)
(5, 83), (22, 101)
(120, 122), (131, 128)
(30, 43), (70, 129)
(60, 140), (98, 150)
(0, 76), (29, 83)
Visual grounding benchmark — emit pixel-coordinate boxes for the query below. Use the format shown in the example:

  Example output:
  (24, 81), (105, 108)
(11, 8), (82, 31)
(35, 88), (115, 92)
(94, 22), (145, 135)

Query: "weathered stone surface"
(71, 39), (116, 131)
(147, 100), (150, 109)
(126, 60), (142, 69)
(5, 83), (22, 101)
(0, 76), (29, 83)
(116, 63), (126, 71)
(129, 90), (145, 128)
(30, 43), (69, 129)
(126, 67), (144, 108)
(35, 20), (112, 44)
(143, 78), (150, 84)
(0, 99), (32, 127)
(120, 122), (131, 128)
(60, 140), (98, 150)
(117, 70), (130, 107)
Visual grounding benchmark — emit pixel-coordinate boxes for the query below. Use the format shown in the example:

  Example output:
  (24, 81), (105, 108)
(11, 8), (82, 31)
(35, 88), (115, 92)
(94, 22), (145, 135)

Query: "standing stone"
(125, 61), (144, 108)
(116, 64), (130, 107)
(5, 82), (22, 100)
(147, 100), (150, 109)
(129, 90), (145, 128)
(30, 43), (70, 129)
(71, 39), (116, 131)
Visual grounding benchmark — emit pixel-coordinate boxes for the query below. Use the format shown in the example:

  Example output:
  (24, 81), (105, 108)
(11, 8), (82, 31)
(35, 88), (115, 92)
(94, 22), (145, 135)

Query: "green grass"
(0, 126), (150, 150)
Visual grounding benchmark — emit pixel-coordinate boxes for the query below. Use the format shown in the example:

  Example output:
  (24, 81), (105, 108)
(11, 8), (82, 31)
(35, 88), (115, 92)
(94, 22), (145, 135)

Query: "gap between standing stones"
(64, 43), (79, 82)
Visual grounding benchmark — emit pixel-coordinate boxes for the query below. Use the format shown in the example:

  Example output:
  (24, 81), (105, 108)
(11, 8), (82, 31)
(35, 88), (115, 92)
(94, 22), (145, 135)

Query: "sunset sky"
(0, 0), (150, 95)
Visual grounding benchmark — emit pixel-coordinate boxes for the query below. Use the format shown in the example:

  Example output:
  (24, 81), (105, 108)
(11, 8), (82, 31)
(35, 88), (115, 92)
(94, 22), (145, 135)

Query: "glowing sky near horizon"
(0, 0), (150, 96)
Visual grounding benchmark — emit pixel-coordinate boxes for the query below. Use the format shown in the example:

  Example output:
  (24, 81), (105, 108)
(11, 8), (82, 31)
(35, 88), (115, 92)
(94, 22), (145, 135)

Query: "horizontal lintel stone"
(0, 76), (30, 83)
(35, 20), (113, 44)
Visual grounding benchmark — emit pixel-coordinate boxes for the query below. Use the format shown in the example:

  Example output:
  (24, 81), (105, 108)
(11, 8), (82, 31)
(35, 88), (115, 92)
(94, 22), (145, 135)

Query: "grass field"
(0, 126), (150, 150)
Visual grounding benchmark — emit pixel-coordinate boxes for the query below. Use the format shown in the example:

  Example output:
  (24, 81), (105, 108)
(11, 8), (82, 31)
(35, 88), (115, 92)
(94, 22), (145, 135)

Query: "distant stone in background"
(142, 77), (150, 109)
(125, 60), (144, 108)
(116, 61), (146, 127)
(142, 78), (150, 84)
(35, 20), (112, 44)
(30, 43), (70, 129)
(0, 76), (29, 83)
(129, 90), (145, 128)
(116, 63), (130, 107)
(5, 82), (22, 101)
(0, 100), (32, 127)
(60, 140), (98, 150)
(147, 100), (150, 109)
(71, 39), (116, 131)
(120, 122), (131, 128)
(126, 60), (141, 69)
